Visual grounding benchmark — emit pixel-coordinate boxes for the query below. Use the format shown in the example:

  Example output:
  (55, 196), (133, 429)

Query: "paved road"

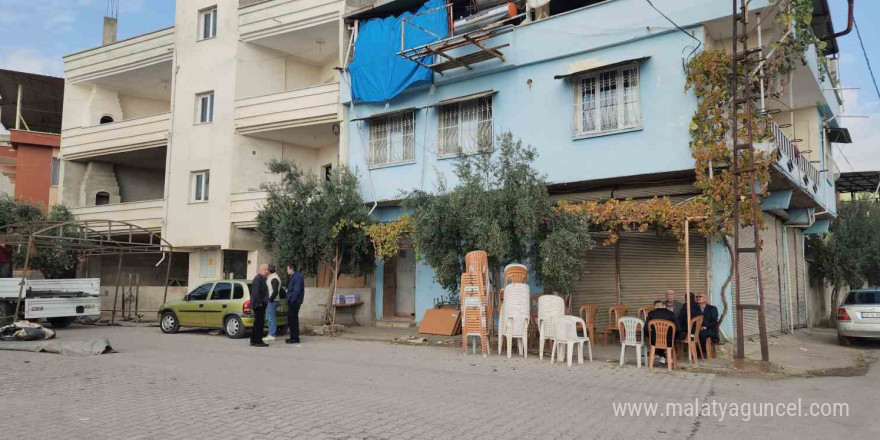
(0, 326), (876, 439)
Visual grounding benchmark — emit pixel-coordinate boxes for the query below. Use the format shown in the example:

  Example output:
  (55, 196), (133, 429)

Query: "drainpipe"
(822, 0), (854, 42)
(161, 47), (179, 247)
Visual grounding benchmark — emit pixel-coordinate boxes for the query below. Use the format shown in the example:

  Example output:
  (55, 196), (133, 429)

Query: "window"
(574, 64), (641, 136)
(322, 164), (333, 181)
(199, 7), (217, 40)
(844, 291), (880, 305)
(210, 282), (232, 300)
(188, 283), (213, 301)
(50, 158), (60, 187)
(438, 96), (493, 156)
(233, 283), (245, 300)
(192, 170), (210, 202)
(95, 191), (110, 206)
(99, 115), (114, 124)
(196, 92), (214, 124)
(368, 111), (414, 167)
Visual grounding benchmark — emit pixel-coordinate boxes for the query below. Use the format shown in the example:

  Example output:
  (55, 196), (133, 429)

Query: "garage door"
(735, 222), (761, 339)
(761, 215), (783, 335)
(619, 231), (708, 314)
(569, 235), (618, 331)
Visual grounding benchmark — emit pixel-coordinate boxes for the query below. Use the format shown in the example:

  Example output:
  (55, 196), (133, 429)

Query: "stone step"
(375, 319), (415, 329)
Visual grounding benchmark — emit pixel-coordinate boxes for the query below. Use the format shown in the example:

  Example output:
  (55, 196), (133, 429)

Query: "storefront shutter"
(760, 214), (783, 335)
(569, 235), (619, 331)
(735, 223), (761, 338)
(795, 228), (808, 327)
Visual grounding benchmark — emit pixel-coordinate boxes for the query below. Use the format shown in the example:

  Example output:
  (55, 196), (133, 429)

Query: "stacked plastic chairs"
(460, 271), (489, 356)
(498, 283), (530, 358)
(537, 295), (565, 360)
(503, 263), (528, 285)
(465, 251), (494, 339)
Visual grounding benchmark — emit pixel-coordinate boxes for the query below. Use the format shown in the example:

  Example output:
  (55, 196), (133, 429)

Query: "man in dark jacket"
(645, 300), (677, 363)
(0, 240), (13, 278)
(285, 265), (305, 345)
(249, 264), (270, 347)
(694, 292), (719, 357)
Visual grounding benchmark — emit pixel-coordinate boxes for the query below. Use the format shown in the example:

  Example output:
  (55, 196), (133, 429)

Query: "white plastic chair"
(537, 295), (565, 360)
(498, 283), (530, 358)
(551, 316), (592, 366)
(618, 316), (645, 368)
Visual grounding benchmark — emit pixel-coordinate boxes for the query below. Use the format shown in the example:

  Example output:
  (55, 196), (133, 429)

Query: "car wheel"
(225, 316), (246, 339)
(47, 317), (75, 328)
(160, 312), (180, 334)
(837, 335), (853, 346)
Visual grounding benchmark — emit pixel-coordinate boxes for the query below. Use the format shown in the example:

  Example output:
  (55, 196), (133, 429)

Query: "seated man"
(644, 300), (676, 364)
(694, 293), (719, 357)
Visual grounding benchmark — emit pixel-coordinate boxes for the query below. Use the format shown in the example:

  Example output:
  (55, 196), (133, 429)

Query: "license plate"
(862, 312), (880, 318)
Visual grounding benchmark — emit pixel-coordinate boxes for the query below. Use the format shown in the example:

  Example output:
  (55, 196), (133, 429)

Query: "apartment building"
(344, 0), (850, 337)
(59, 0), (368, 300)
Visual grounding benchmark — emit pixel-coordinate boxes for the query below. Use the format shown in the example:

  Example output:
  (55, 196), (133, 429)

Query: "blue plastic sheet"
(349, 0), (448, 103)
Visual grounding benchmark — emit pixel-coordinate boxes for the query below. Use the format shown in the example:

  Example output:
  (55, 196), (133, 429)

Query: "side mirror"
(183, 294), (190, 301)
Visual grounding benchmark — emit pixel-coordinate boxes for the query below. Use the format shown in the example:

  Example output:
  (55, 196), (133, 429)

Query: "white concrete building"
(59, 0), (366, 290)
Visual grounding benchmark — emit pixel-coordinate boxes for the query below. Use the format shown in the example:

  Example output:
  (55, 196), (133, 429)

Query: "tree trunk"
(829, 285), (840, 324)
(323, 246), (342, 329)
(717, 236), (734, 329)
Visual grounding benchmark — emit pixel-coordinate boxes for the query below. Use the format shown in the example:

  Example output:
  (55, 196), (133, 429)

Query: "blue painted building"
(341, 0), (849, 339)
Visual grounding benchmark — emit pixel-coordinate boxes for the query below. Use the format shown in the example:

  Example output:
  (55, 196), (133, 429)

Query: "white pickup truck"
(0, 278), (101, 327)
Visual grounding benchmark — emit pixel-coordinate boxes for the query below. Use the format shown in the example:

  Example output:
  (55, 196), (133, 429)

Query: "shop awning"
(426, 90), (496, 108)
(554, 56), (650, 80)
(826, 126), (852, 144)
(351, 106), (418, 122)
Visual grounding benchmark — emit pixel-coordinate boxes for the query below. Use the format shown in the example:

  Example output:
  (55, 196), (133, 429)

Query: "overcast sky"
(0, 0), (876, 171)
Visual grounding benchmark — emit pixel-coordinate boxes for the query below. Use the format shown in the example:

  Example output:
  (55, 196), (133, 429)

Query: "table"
(334, 301), (364, 326)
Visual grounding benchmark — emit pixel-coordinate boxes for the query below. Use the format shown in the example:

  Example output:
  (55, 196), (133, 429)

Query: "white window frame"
(437, 96), (494, 157)
(191, 170), (210, 202)
(368, 111), (415, 167)
(196, 91), (214, 124)
(573, 63), (641, 137)
(199, 7), (218, 41)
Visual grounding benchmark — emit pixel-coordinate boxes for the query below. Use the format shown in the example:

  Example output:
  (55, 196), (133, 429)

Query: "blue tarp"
(349, 0), (448, 103)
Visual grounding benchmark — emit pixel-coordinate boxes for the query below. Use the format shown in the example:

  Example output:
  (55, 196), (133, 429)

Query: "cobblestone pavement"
(0, 325), (876, 439)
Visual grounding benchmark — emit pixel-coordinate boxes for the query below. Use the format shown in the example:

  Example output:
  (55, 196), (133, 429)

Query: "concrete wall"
(299, 287), (373, 327)
(115, 165), (165, 201)
(118, 94), (171, 120)
(12, 144), (53, 210)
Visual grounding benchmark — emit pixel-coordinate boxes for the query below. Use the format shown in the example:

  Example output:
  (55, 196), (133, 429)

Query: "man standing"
(0, 240), (13, 278)
(285, 265), (304, 345)
(264, 265), (281, 342)
(249, 264), (270, 347)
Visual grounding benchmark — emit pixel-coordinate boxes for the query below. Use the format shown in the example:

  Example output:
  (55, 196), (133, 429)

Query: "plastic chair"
(550, 316), (592, 367)
(618, 317), (645, 368)
(503, 263), (528, 286)
(460, 272), (488, 356)
(676, 315), (705, 365)
(637, 305), (655, 322)
(578, 304), (598, 343)
(537, 295), (565, 360)
(647, 319), (677, 371)
(602, 305), (629, 345)
(498, 283), (530, 358)
(465, 251), (494, 338)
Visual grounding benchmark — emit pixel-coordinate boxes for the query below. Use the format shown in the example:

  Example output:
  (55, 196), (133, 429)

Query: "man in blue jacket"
(285, 264), (305, 345)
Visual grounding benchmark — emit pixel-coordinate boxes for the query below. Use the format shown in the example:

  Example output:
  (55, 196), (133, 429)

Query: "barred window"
(368, 112), (415, 167)
(574, 64), (641, 136)
(437, 96), (493, 156)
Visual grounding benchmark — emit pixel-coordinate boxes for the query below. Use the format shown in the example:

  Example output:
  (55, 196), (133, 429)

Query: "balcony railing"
(770, 121), (821, 194)
(61, 113), (171, 160)
(71, 199), (165, 232)
(230, 191), (267, 228)
(234, 83), (340, 135)
(63, 27), (174, 84)
(238, 0), (343, 42)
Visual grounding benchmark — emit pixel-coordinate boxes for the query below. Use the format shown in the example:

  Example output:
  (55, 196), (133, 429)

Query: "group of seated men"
(643, 290), (719, 364)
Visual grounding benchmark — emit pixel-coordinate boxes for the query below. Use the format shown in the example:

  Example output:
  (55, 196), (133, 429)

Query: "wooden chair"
(578, 305), (599, 344)
(637, 305), (655, 322)
(675, 315), (704, 365)
(648, 319), (677, 371)
(602, 305), (628, 345)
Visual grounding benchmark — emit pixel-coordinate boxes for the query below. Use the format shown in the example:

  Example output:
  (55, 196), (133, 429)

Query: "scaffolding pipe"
(111, 254), (123, 324)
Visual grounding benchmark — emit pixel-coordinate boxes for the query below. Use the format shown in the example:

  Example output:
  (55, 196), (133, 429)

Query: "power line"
(644, 0), (702, 67)
(836, 144), (856, 173)
(854, 18), (880, 103)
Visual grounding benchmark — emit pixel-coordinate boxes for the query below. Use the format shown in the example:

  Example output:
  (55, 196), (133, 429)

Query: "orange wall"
(9, 130), (59, 212)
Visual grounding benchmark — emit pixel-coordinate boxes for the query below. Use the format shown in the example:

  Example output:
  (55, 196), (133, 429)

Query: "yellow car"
(157, 280), (287, 339)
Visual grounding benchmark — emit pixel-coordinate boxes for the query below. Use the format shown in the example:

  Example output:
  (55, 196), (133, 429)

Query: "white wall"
(119, 94), (171, 119)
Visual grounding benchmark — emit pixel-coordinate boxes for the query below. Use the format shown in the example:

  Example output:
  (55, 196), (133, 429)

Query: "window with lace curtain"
(574, 64), (641, 136)
(437, 96), (493, 156)
(368, 111), (415, 167)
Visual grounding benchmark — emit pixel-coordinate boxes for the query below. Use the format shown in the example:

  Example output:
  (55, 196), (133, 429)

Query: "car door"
(178, 283), (213, 327)
(204, 282), (232, 328)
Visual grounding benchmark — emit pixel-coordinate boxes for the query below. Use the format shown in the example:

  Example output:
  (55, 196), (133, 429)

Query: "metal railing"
(770, 121), (821, 193)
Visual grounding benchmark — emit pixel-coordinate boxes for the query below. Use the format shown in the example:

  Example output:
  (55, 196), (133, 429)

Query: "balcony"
(62, 113), (171, 160)
(230, 191), (268, 229)
(234, 83), (340, 136)
(765, 122), (835, 214)
(71, 199), (165, 232)
(63, 27), (174, 84)
(238, 0), (345, 43)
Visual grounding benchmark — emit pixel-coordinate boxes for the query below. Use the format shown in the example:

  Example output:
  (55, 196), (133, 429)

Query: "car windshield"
(844, 291), (880, 305)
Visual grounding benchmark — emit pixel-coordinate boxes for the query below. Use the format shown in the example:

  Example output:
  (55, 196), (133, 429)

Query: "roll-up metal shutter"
(569, 235), (619, 331)
(776, 218), (792, 333)
(795, 228), (808, 327)
(735, 223), (761, 338)
(760, 214), (783, 335)
(618, 231), (708, 314)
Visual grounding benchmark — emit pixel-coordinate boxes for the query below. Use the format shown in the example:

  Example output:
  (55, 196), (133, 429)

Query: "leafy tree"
(257, 162), (374, 321)
(404, 132), (593, 295)
(806, 197), (880, 322)
(0, 195), (79, 278)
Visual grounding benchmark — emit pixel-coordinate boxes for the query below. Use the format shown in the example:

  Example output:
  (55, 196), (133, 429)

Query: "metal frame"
(0, 220), (174, 325)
